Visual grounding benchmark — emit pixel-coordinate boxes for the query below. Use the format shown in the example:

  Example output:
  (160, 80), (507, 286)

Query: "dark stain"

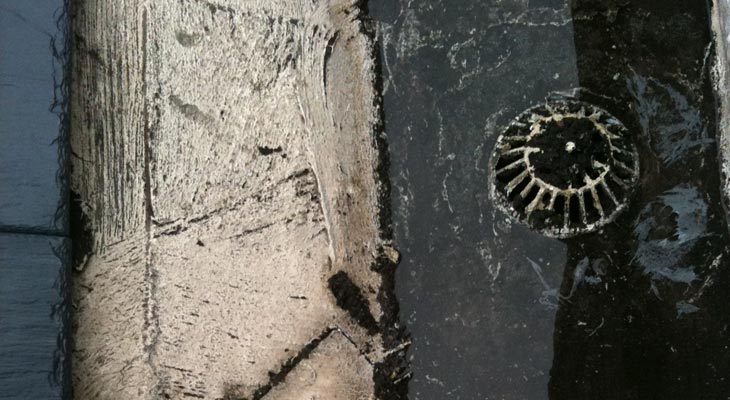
(175, 31), (203, 47)
(226, 222), (275, 240)
(366, 5), (411, 397)
(359, 1), (411, 396)
(322, 32), (339, 99)
(373, 246), (410, 400)
(328, 271), (379, 335)
(282, 168), (311, 182)
(169, 94), (214, 125)
(156, 223), (187, 237)
(257, 145), (283, 156)
(206, 1), (235, 16)
(69, 190), (93, 270)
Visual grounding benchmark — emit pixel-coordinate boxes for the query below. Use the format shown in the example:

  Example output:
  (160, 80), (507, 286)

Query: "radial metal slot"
(589, 187), (605, 219)
(496, 157), (527, 173)
(489, 100), (640, 238)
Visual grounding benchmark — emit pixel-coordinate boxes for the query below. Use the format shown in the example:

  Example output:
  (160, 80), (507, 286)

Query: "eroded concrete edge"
(70, 0), (155, 398)
(713, 0), (730, 210)
(296, 2), (410, 397)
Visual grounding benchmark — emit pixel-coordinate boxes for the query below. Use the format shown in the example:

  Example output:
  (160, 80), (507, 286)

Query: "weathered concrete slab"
(0, 233), (70, 399)
(70, 2), (151, 398)
(0, 0), (69, 234)
(72, 233), (153, 399)
(71, 0), (398, 398)
(145, 8), (336, 394)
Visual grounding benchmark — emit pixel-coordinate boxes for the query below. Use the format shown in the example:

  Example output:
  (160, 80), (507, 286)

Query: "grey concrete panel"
(0, 0), (68, 234)
(0, 232), (70, 399)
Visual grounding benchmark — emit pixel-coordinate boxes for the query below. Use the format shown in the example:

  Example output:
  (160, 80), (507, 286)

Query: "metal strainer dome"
(490, 101), (639, 238)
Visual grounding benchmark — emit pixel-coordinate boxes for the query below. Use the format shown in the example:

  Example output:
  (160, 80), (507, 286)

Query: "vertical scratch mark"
(140, 6), (160, 375)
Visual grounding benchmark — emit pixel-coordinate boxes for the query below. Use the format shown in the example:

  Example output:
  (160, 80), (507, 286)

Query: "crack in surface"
(140, 6), (161, 391)
(240, 328), (337, 400)
(234, 326), (378, 400)
(224, 221), (277, 240)
(152, 168), (314, 236)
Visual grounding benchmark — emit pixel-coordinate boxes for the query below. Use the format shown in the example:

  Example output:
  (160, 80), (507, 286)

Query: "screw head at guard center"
(489, 101), (639, 238)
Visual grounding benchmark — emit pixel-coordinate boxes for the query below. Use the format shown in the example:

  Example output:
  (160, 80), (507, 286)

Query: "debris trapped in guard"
(490, 101), (639, 237)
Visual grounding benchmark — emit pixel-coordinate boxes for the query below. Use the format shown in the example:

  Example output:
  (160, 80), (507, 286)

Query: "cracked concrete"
(70, 0), (401, 398)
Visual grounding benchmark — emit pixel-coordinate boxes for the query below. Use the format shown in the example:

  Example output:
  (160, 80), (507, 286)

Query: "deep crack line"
(247, 328), (337, 400)
(140, 5), (161, 376)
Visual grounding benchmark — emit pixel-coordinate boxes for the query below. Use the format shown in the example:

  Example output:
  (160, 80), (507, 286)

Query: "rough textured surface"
(70, 0), (394, 399)
(713, 0), (730, 205)
(264, 330), (374, 400)
(70, 2), (153, 398)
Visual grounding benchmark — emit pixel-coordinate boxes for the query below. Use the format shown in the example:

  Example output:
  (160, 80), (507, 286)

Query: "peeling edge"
(54, 0), (73, 397)
(710, 0), (730, 230)
(357, 1), (411, 398)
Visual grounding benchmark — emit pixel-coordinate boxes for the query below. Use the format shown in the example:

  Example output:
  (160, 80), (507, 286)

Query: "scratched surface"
(371, 0), (730, 398)
(69, 1), (393, 398)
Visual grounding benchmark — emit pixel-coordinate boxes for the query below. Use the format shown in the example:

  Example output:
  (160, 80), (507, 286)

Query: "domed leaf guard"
(489, 101), (639, 238)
